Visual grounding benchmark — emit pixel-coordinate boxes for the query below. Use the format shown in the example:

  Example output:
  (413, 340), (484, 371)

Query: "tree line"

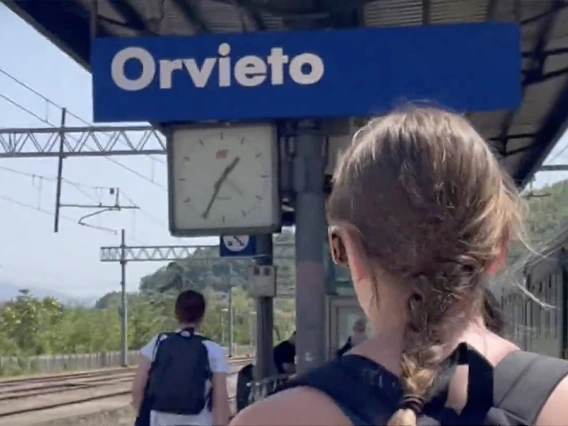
(1, 179), (567, 373)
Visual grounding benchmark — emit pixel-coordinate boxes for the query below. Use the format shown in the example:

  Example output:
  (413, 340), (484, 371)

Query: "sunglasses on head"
(328, 227), (348, 267)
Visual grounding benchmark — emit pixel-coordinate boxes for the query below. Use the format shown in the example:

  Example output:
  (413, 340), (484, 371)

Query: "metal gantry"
(0, 125), (165, 158)
(100, 242), (295, 262)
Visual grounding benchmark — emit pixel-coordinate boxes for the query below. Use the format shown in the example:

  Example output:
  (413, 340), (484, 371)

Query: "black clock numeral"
(198, 139), (204, 146)
(260, 175), (268, 178)
(242, 210), (247, 216)
(183, 197), (191, 204)
(255, 195), (263, 200)
(183, 156), (190, 162)
(255, 153), (262, 158)
(240, 138), (245, 145)
(178, 178), (186, 181)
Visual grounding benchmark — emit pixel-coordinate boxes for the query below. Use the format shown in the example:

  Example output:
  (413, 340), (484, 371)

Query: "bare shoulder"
(229, 386), (351, 426)
(536, 374), (568, 426)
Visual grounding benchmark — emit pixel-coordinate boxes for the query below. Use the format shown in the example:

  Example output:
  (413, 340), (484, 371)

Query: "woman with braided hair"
(230, 107), (568, 426)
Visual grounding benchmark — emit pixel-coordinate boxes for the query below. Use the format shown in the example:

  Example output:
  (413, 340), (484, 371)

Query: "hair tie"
(399, 394), (425, 415)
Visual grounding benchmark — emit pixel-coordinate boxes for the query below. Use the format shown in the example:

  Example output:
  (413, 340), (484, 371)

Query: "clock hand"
(201, 157), (241, 219)
(225, 179), (244, 196)
(234, 236), (244, 245)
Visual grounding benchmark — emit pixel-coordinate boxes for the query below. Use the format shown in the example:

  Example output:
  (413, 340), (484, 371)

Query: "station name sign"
(91, 24), (521, 123)
(110, 44), (325, 91)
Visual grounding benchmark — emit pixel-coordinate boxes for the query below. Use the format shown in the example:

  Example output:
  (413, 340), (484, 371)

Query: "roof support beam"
(233, 0), (267, 30)
(525, 66), (568, 86)
(485, 0), (498, 20)
(515, 78), (568, 186)
(106, 0), (149, 33)
(497, 2), (564, 146)
(422, 0), (431, 24)
(170, 0), (210, 33)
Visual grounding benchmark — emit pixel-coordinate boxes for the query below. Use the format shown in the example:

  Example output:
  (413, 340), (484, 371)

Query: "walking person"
(132, 289), (230, 426)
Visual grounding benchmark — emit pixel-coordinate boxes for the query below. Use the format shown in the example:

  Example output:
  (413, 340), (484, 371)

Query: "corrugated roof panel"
(429, 0), (487, 23)
(469, 110), (509, 136)
(363, 0), (423, 28)
(514, 76), (568, 127)
(193, 0), (245, 33)
(489, 0), (517, 22)
(259, 11), (286, 31)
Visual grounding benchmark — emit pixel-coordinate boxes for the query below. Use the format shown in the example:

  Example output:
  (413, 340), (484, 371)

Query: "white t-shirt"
(140, 332), (229, 426)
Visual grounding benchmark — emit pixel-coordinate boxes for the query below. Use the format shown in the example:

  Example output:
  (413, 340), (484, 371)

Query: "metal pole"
(53, 108), (67, 233)
(293, 124), (327, 374)
(254, 234), (274, 379)
(249, 312), (254, 348)
(221, 314), (225, 344)
(228, 271), (234, 358)
(119, 229), (128, 367)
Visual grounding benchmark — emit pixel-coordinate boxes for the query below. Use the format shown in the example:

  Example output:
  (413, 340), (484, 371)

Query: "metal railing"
(248, 373), (292, 403)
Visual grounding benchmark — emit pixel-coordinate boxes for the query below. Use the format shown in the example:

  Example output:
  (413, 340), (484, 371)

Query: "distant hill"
(0, 281), (94, 306)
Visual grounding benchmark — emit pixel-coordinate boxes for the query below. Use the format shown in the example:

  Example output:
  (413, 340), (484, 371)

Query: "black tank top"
(274, 343), (568, 425)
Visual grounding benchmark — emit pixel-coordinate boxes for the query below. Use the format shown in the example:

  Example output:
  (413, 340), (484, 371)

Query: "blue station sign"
(91, 23), (521, 123)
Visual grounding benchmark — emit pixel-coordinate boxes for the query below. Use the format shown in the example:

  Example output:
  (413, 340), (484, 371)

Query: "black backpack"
(145, 328), (213, 416)
(275, 343), (568, 425)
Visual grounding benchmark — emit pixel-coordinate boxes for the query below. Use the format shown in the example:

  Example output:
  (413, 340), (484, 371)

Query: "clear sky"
(0, 4), (567, 300)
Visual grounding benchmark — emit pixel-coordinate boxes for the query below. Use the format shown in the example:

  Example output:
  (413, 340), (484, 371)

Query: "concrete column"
(254, 234), (275, 379)
(293, 125), (327, 374)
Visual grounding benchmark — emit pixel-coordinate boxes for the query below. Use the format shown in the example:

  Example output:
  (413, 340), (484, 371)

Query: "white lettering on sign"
(110, 43), (325, 91)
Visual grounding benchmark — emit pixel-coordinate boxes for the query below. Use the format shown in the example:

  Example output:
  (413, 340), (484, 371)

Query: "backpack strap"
(494, 351), (568, 424)
(274, 359), (376, 425)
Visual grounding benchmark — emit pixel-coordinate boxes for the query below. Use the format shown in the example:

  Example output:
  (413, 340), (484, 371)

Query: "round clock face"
(176, 132), (270, 228)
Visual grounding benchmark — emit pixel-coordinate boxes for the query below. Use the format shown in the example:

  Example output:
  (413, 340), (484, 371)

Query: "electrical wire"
(0, 65), (167, 166)
(0, 164), (111, 204)
(0, 81), (166, 189)
(0, 164), (165, 237)
(547, 140), (568, 164)
(121, 191), (165, 227)
(0, 67), (172, 240)
(0, 193), (77, 225)
(0, 164), (112, 190)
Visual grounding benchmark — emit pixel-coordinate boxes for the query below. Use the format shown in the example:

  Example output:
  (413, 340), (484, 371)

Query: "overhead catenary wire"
(0, 66), (166, 163)
(0, 193), (80, 225)
(0, 163), (164, 238)
(0, 92), (167, 190)
(0, 72), (166, 190)
(0, 67), (174, 243)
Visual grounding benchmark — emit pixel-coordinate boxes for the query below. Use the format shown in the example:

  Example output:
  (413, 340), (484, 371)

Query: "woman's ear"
(341, 228), (372, 283)
(486, 246), (508, 275)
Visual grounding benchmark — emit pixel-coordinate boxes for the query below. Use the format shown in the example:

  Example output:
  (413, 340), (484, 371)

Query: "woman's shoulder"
(230, 385), (350, 426)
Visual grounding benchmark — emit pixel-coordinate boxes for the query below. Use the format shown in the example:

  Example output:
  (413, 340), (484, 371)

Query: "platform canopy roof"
(4, 0), (568, 187)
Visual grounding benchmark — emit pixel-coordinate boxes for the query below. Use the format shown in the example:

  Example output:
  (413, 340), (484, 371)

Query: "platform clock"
(168, 124), (281, 236)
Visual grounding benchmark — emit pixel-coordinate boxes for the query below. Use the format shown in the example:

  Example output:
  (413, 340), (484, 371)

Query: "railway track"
(0, 356), (252, 421)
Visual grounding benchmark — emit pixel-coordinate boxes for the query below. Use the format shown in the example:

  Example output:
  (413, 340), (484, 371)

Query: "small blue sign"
(219, 235), (256, 257)
(91, 23), (521, 123)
